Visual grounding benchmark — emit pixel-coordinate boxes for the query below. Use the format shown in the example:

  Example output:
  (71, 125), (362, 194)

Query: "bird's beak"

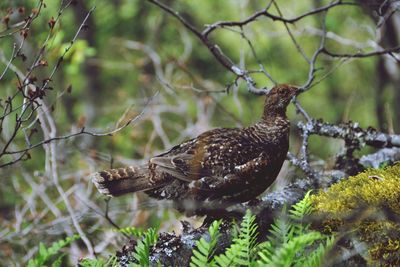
(292, 86), (301, 98)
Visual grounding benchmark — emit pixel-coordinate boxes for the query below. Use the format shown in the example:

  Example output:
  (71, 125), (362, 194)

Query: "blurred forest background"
(0, 0), (399, 265)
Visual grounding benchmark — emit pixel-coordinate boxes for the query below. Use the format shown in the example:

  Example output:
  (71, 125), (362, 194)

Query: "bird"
(90, 84), (299, 212)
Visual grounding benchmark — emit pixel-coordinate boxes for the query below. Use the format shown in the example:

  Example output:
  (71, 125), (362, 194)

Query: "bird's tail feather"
(91, 166), (157, 197)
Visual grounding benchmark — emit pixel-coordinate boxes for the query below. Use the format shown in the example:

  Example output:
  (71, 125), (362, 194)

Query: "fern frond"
(105, 255), (118, 267)
(239, 210), (259, 263)
(190, 220), (221, 267)
(290, 190), (313, 219)
(79, 255), (118, 267)
(214, 244), (240, 267)
(214, 210), (258, 267)
(268, 210), (294, 246)
(130, 228), (158, 267)
(253, 241), (273, 264)
(258, 231), (322, 266)
(27, 234), (80, 267)
(118, 226), (144, 238)
(289, 190), (313, 235)
(298, 236), (335, 267)
(187, 192), (333, 267)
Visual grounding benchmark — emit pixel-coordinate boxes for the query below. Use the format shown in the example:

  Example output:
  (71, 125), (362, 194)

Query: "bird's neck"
(252, 111), (289, 137)
(261, 107), (287, 124)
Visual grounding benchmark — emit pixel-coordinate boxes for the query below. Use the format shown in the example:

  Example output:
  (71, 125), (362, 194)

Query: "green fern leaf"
(118, 226), (144, 238)
(289, 190), (313, 220)
(190, 219), (221, 267)
(130, 228), (158, 267)
(259, 232), (323, 267)
(27, 234), (80, 267)
(189, 192), (333, 267)
(79, 256), (117, 267)
(297, 236), (335, 267)
(214, 251), (237, 267)
(107, 255), (118, 267)
(268, 215), (294, 246)
(214, 210), (258, 267)
(253, 240), (273, 264)
(51, 254), (64, 267)
(289, 191), (313, 235)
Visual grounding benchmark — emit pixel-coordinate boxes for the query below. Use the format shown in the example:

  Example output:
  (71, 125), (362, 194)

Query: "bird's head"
(263, 84), (299, 118)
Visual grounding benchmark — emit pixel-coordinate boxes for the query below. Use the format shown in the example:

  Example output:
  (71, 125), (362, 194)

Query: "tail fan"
(91, 166), (157, 197)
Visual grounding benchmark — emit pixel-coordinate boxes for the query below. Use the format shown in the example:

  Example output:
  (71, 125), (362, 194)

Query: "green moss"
(311, 163), (400, 265)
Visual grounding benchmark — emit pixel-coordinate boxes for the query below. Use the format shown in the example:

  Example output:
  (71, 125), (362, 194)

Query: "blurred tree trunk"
(360, 1), (400, 133)
(71, 0), (102, 125)
(376, 17), (400, 133)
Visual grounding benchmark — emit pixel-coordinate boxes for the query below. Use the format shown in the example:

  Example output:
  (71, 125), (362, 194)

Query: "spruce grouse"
(91, 84), (299, 212)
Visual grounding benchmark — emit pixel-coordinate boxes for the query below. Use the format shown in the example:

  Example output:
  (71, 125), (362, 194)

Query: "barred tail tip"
(90, 172), (113, 196)
(89, 167), (153, 197)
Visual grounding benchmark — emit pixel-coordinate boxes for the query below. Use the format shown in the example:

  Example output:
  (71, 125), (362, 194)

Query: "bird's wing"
(233, 152), (271, 176)
(150, 143), (212, 182)
(202, 152), (272, 190)
(183, 152), (272, 202)
(150, 130), (229, 181)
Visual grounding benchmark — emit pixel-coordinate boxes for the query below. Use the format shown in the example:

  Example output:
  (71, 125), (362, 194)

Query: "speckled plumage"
(91, 84), (298, 211)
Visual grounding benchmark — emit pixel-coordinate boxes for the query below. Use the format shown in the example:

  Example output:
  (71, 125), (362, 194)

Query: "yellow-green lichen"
(310, 163), (400, 265)
(311, 163), (400, 215)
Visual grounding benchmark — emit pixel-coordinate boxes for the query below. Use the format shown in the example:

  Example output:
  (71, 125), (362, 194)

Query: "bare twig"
(0, 92), (155, 167)
(147, 0), (399, 97)
(0, 1), (45, 39)
(322, 46), (400, 59)
(202, 1), (355, 36)
(146, 0), (269, 95)
(301, 11), (328, 91)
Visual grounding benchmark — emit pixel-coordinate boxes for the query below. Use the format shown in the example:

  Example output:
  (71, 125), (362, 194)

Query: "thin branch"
(293, 98), (312, 122)
(147, 0), (397, 97)
(202, 1), (356, 36)
(0, 43), (18, 80)
(39, 5), (97, 93)
(272, 1), (310, 64)
(146, 0), (269, 95)
(322, 46), (400, 59)
(0, 0), (45, 38)
(239, 28), (276, 85)
(0, 92), (155, 163)
(301, 11), (328, 91)
(287, 152), (319, 179)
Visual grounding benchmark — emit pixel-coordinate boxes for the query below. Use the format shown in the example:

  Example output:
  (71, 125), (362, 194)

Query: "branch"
(360, 147), (400, 169)
(289, 118), (400, 177)
(147, 0), (399, 95)
(322, 46), (400, 60)
(301, 10), (328, 91)
(0, 3), (158, 170)
(0, 92), (155, 167)
(299, 119), (400, 148)
(146, 0), (268, 95)
(0, 1), (45, 39)
(202, 1), (357, 36)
